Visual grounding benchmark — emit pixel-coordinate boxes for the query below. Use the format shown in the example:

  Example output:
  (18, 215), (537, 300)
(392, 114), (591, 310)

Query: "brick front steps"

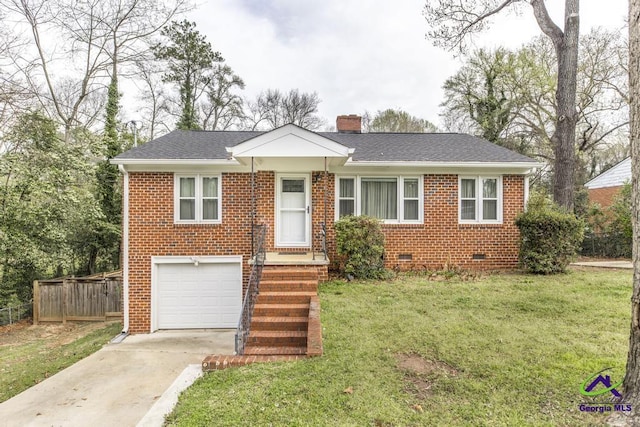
(202, 267), (323, 371)
(202, 354), (306, 370)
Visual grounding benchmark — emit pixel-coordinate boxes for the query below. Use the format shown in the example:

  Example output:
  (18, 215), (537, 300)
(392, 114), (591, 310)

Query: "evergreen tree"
(153, 20), (223, 130)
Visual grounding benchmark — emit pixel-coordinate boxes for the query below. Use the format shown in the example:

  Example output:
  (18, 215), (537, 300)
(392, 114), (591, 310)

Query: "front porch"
(251, 251), (330, 266)
(249, 251), (330, 283)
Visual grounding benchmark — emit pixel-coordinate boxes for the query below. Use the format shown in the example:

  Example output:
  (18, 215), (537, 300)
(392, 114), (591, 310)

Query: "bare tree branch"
(424, 0), (524, 52)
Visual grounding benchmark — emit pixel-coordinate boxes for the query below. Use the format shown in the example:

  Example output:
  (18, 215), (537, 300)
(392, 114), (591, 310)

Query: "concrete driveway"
(0, 330), (235, 427)
(572, 260), (633, 269)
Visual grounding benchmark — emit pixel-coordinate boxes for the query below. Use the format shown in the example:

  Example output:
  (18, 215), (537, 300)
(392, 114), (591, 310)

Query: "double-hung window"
(338, 177), (356, 216)
(403, 178), (420, 221)
(336, 176), (423, 223)
(459, 176), (502, 223)
(175, 174), (221, 223)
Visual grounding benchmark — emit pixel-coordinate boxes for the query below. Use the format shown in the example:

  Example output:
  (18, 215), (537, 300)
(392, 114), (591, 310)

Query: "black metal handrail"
(321, 222), (328, 261)
(235, 224), (267, 355)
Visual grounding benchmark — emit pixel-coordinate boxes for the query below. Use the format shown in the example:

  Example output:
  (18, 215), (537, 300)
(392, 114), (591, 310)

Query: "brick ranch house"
(112, 115), (539, 338)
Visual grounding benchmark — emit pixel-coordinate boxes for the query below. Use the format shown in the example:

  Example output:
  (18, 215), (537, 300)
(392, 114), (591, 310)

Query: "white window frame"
(335, 175), (423, 224)
(336, 176), (357, 218)
(458, 176), (503, 224)
(174, 174), (222, 224)
(401, 177), (421, 222)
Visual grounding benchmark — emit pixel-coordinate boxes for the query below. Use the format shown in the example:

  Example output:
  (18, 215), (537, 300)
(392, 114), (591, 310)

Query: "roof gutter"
(110, 158), (241, 166)
(343, 160), (543, 169)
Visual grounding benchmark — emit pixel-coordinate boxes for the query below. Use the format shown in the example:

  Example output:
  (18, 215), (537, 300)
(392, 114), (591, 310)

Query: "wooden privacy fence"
(33, 271), (122, 324)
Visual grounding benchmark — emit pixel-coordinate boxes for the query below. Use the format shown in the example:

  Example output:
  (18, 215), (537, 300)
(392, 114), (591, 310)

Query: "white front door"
(276, 175), (310, 247)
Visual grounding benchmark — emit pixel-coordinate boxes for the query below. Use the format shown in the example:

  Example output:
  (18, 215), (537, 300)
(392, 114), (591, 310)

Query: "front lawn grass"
(167, 269), (631, 426)
(0, 321), (122, 402)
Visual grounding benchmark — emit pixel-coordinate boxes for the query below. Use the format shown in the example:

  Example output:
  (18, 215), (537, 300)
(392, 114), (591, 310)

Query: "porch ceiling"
(248, 252), (330, 266)
(242, 157), (347, 171)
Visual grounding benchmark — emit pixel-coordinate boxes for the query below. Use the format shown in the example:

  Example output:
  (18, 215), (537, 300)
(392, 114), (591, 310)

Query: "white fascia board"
(110, 158), (239, 166)
(120, 164), (252, 173)
(344, 160), (542, 169)
(344, 160), (540, 172)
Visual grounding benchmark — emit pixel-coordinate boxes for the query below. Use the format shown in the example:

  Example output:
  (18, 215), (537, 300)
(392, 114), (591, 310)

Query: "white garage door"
(156, 261), (241, 329)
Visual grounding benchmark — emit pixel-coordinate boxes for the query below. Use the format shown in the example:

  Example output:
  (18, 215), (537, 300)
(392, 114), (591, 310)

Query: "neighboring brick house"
(113, 115), (539, 334)
(585, 157), (631, 209)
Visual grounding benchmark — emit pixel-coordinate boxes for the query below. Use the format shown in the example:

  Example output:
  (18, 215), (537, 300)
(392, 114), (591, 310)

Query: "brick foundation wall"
(126, 171), (525, 332)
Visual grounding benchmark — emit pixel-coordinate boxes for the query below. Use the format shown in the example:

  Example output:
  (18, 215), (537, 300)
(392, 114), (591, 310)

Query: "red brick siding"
(126, 171), (525, 332)
(127, 172), (253, 333)
(588, 186), (623, 210)
(380, 175), (524, 270)
(311, 171), (335, 256)
(255, 171), (276, 250)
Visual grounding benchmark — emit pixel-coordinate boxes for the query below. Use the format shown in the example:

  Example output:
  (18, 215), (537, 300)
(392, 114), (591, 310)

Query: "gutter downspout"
(524, 175), (530, 211)
(118, 164), (130, 335)
(523, 166), (539, 211)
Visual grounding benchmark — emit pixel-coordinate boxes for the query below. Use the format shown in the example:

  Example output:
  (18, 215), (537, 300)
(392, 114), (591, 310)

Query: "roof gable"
(229, 124), (351, 159)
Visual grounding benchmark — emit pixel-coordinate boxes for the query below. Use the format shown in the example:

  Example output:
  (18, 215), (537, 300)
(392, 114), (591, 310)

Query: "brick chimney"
(336, 115), (362, 133)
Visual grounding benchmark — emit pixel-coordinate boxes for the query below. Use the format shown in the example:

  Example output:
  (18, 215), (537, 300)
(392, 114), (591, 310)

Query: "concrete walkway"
(572, 260), (633, 269)
(0, 330), (235, 427)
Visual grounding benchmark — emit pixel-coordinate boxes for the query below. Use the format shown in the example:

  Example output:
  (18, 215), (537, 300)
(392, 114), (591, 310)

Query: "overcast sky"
(184, 0), (628, 130)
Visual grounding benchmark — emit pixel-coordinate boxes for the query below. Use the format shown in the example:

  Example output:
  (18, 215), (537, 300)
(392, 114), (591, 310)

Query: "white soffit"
(228, 124), (351, 158)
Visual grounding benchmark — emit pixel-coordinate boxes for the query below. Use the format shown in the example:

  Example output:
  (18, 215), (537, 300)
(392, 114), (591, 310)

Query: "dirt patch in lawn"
(396, 353), (458, 400)
(0, 319), (120, 349)
(396, 353), (458, 376)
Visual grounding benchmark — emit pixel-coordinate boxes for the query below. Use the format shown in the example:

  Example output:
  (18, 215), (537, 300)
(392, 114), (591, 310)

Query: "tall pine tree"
(153, 20), (222, 130)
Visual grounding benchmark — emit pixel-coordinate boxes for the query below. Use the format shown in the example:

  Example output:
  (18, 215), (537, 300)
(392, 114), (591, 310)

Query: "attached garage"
(151, 256), (242, 331)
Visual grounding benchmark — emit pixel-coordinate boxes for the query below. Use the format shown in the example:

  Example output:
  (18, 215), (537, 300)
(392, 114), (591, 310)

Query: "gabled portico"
(227, 124), (351, 259)
(227, 123), (353, 168)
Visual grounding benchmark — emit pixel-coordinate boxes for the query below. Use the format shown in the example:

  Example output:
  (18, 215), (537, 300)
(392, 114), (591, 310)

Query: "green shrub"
(334, 215), (387, 279)
(580, 183), (631, 259)
(609, 183), (632, 242)
(515, 194), (584, 274)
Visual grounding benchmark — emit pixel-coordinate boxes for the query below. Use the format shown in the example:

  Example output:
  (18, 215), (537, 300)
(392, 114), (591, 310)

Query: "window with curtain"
(482, 178), (498, 220)
(176, 175), (221, 223)
(336, 176), (422, 223)
(460, 178), (476, 220)
(361, 178), (398, 220)
(179, 177), (196, 220)
(403, 178), (419, 221)
(459, 176), (502, 223)
(338, 178), (355, 217)
(202, 177), (219, 221)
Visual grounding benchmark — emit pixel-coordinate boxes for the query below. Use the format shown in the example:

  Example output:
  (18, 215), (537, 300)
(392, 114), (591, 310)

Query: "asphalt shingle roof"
(319, 132), (534, 163)
(115, 129), (536, 164)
